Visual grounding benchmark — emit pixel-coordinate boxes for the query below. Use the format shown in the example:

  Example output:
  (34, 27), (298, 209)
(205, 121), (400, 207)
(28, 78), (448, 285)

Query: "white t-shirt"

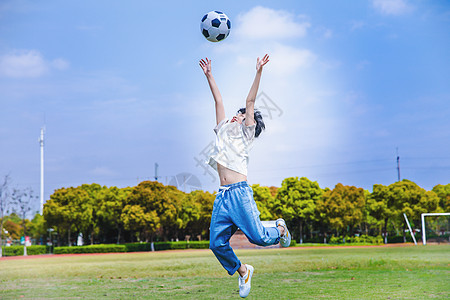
(207, 118), (256, 176)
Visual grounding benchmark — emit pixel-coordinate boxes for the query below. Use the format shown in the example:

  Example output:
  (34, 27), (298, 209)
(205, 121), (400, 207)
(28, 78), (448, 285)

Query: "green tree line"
(1, 179), (448, 246)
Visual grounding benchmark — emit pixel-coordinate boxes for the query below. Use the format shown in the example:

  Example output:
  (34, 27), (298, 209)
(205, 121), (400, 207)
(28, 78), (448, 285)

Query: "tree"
(0, 175), (11, 257)
(44, 187), (90, 246)
(122, 181), (169, 242)
(28, 213), (46, 243)
(181, 190), (215, 240)
(316, 183), (365, 237)
(274, 177), (323, 243)
(3, 216), (21, 240)
(79, 183), (104, 245)
(386, 180), (440, 242)
(11, 187), (37, 255)
(252, 184), (275, 221)
(97, 186), (130, 244)
(368, 184), (396, 242)
(432, 184), (450, 212)
(43, 197), (65, 246)
(122, 204), (159, 242)
(161, 185), (188, 239)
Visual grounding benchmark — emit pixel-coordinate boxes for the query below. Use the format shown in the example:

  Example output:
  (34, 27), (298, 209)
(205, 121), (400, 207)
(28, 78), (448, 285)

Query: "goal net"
(421, 213), (450, 245)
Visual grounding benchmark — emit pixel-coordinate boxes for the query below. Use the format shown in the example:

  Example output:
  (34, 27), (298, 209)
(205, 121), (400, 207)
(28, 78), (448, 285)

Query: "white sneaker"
(239, 264), (254, 298)
(276, 218), (291, 247)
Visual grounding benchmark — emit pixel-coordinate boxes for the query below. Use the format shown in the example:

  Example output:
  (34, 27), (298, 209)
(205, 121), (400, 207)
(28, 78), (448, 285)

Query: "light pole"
(47, 228), (54, 254)
(39, 127), (45, 215)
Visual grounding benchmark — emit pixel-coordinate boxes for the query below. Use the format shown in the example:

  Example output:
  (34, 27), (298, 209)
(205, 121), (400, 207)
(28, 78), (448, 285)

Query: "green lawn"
(1, 245), (449, 299)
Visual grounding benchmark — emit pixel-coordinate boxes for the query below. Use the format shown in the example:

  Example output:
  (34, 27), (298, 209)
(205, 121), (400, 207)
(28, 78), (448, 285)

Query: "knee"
(249, 232), (272, 246)
(254, 236), (270, 246)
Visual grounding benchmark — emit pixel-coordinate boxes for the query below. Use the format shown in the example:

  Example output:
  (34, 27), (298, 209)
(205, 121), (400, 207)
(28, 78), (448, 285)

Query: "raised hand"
(256, 54), (270, 72)
(199, 57), (212, 76)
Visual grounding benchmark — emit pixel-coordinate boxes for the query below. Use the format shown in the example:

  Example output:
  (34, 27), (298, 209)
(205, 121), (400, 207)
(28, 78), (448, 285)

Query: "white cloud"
(234, 6), (310, 40)
(314, 26), (333, 39)
(0, 50), (48, 78)
(0, 50), (69, 78)
(372, 0), (413, 16)
(210, 7), (316, 76)
(268, 44), (316, 76)
(51, 58), (70, 70)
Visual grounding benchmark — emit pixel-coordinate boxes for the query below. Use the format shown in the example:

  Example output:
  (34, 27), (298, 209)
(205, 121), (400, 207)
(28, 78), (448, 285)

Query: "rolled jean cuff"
(275, 226), (281, 244)
(229, 261), (241, 276)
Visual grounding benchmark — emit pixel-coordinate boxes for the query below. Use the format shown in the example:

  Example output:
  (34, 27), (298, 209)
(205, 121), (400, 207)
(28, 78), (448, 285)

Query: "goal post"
(403, 213), (417, 245)
(421, 212), (450, 245)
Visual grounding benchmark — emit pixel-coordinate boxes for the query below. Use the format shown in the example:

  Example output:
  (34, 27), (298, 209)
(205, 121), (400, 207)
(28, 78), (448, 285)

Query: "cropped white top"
(207, 118), (256, 176)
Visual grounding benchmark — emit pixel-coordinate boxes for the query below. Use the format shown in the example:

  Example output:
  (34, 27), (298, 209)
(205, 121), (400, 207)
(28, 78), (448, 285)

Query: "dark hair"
(237, 108), (265, 137)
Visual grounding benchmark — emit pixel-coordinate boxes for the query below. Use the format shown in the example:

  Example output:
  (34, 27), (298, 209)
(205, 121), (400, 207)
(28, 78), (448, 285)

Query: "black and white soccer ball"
(200, 11), (231, 42)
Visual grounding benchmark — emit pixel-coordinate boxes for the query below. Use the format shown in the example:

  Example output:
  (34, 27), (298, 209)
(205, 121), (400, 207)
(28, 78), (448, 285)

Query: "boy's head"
(233, 108), (265, 137)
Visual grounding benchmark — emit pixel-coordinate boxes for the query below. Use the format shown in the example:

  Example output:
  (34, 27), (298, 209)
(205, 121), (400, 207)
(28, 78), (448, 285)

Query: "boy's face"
(231, 112), (245, 124)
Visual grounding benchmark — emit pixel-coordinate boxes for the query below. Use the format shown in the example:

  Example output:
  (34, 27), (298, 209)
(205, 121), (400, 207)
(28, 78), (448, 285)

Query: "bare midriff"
(217, 163), (247, 186)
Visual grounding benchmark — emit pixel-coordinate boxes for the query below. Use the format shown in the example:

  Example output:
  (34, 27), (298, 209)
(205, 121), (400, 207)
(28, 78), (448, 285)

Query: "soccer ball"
(200, 11), (231, 42)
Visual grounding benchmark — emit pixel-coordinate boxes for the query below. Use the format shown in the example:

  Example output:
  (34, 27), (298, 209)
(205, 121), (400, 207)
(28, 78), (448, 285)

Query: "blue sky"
(1, 0), (449, 214)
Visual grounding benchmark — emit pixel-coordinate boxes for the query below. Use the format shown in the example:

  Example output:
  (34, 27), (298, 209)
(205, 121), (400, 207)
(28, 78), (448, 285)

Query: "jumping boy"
(199, 54), (292, 298)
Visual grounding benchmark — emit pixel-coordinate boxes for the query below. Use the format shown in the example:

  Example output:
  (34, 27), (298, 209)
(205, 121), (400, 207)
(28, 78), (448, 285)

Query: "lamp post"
(47, 228), (54, 254)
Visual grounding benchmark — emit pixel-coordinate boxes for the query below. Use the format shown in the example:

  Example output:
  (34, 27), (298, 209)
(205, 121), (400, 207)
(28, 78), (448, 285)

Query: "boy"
(199, 55), (291, 298)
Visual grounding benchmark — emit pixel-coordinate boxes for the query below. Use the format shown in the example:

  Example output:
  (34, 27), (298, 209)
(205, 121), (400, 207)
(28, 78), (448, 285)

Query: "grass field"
(1, 245), (449, 299)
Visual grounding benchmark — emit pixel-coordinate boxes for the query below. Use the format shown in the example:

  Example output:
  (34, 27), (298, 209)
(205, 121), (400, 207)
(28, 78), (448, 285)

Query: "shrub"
(303, 236), (324, 244)
(186, 241), (210, 249)
(27, 245), (48, 255)
(153, 241), (209, 250)
(387, 234), (420, 244)
(328, 235), (383, 245)
(1, 245), (47, 256)
(329, 236), (344, 244)
(124, 241), (188, 251)
(153, 242), (173, 251)
(124, 243), (152, 252)
(54, 244), (126, 254)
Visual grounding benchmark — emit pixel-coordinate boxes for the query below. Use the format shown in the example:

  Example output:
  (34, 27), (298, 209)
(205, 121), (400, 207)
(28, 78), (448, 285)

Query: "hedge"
(387, 234), (422, 243)
(124, 242), (152, 252)
(329, 235), (383, 245)
(1, 245), (47, 256)
(53, 241), (210, 254)
(54, 244), (126, 254)
(3, 240), (296, 256)
(153, 241), (210, 251)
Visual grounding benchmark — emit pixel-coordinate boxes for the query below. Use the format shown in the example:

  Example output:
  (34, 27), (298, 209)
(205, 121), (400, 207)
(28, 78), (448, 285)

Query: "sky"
(1, 0), (449, 215)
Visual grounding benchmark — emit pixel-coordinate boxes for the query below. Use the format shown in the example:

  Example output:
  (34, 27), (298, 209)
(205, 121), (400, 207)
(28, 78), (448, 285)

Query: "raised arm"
(199, 58), (226, 125)
(245, 54), (269, 126)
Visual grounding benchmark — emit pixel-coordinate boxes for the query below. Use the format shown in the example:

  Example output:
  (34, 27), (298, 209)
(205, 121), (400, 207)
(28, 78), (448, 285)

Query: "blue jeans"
(209, 181), (281, 275)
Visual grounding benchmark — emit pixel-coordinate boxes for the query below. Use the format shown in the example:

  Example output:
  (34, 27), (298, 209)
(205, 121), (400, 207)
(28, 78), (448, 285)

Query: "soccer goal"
(421, 213), (450, 245)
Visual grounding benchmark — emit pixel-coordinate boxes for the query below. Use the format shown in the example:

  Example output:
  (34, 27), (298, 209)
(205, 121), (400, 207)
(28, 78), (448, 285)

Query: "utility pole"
(39, 126), (45, 215)
(154, 163), (159, 181)
(396, 147), (401, 182)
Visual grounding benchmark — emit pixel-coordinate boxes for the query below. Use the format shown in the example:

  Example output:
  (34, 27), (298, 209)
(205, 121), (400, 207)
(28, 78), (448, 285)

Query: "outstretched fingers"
(256, 54), (270, 71)
(261, 54), (270, 66)
(199, 57), (212, 75)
